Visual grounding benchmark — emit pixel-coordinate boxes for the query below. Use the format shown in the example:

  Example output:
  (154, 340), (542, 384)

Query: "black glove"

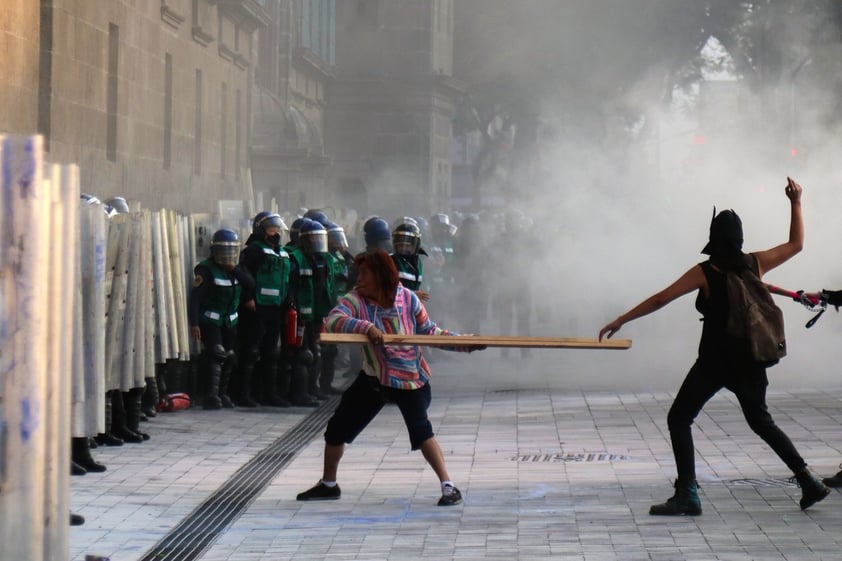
(822, 289), (842, 308)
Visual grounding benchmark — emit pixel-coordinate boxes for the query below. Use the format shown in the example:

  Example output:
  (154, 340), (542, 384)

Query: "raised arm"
(598, 264), (707, 341)
(754, 177), (803, 278)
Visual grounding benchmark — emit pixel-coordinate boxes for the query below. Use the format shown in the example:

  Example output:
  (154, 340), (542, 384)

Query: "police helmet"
(253, 211), (287, 237)
(210, 229), (240, 269)
(303, 208), (330, 226)
(363, 216), (392, 251)
(415, 216), (430, 239)
(325, 221), (349, 251)
(392, 221), (422, 256)
(289, 217), (306, 245)
(298, 218), (328, 254)
(430, 212), (457, 241)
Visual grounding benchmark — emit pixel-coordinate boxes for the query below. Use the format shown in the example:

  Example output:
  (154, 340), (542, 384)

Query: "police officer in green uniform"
(286, 218), (338, 405)
(237, 212), (291, 407)
(391, 218), (428, 299)
(319, 221), (353, 394)
(189, 229), (254, 410)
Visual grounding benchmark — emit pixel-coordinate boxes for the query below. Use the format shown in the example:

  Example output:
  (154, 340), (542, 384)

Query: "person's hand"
(243, 298), (256, 312)
(366, 324), (384, 345)
(415, 289), (430, 302)
(785, 176), (802, 203)
(598, 318), (623, 341)
(190, 325), (201, 341)
(461, 333), (487, 351)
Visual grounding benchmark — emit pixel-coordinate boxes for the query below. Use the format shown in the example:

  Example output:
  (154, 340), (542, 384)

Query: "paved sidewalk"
(71, 352), (842, 561)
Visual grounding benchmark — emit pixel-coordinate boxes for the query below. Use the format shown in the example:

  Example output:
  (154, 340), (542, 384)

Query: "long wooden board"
(318, 333), (631, 350)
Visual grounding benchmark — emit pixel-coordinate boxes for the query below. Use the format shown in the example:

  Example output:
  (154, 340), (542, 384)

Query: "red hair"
(354, 249), (399, 307)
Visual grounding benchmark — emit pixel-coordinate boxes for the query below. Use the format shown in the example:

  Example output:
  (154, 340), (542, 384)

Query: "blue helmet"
(325, 221), (349, 251)
(252, 211), (287, 237)
(303, 208), (330, 226)
(363, 216), (391, 251)
(299, 218), (328, 254)
(210, 229), (240, 268)
(289, 217), (306, 245)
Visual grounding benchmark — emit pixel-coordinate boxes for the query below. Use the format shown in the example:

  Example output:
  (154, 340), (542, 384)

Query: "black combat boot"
(95, 392), (124, 446)
(203, 360), (223, 410)
(111, 390), (144, 443)
(141, 376), (159, 418)
(795, 467), (830, 510)
(126, 387), (150, 440)
(72, 436), (106, 473)
(71, 461), (87, 476)
(649, 478), (702, 516)
(70, 512), (85, 526)
(234, 359), (259, 407)
(289, 364), (319, 407)
(219, 358), (236, 408)
(261, 359), (291, 407)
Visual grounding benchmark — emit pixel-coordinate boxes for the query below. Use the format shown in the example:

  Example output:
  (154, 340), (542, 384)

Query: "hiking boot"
(821, 464), (842, 488)
(437, 485), (463, 506)
(297, 481), (341, 501)
(649, 479), (702, 516)
(795, 467), (830, 510)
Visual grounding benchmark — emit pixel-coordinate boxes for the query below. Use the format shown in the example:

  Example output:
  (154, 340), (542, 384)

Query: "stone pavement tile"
(70, 353), (842, 560)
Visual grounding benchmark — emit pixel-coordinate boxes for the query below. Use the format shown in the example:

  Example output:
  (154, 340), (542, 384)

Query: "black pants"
(667, 358), (806, 480)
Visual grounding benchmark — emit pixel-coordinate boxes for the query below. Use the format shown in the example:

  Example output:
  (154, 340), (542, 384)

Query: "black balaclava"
(701, 208), (743, 256)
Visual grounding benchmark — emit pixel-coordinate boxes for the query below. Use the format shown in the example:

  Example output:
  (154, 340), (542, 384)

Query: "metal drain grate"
(138, 398), (338, 561)
(511, 451), (631, 463)
(727, 478), (797, 488)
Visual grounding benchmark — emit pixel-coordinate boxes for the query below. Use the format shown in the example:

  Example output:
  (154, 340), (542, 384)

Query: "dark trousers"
(667, 358), (806, 480)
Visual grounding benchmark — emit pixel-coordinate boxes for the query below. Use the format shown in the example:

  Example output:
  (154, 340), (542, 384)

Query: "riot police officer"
(391, 218), (428, 299)
(237, 212), (291, 407)
(189, 229), (254, 410)
(320, 221), (353, 394)
(286, 218), (338, 405)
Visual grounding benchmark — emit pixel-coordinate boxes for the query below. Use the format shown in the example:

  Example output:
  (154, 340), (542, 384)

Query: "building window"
(300, 0), (335, 65)
(220, 81), (227, 176)
(106, 23), (119, 162)
(235, 89), (241, 178)
(163, 53), (173, 169)
(194, 69), (202, 174)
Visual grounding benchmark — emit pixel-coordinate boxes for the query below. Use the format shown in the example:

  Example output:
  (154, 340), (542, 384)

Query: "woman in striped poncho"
(296, 249), (482, 506)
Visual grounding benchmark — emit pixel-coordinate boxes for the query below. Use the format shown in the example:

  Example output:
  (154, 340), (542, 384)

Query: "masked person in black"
(189, 229), (254, 410)
(236, 212), (291, 407)
(599, 177), (829, 515)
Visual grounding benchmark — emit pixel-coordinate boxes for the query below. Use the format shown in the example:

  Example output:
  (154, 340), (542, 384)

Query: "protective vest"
(288, 247), (337, 321)
(392, 254), (423, 291)
(197, 258), (241, 327)
(332, 250), (350, 295)
(252, 240), (290, 307)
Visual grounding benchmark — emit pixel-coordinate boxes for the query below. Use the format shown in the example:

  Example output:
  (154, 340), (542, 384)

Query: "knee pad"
(211, 344), (227, 364)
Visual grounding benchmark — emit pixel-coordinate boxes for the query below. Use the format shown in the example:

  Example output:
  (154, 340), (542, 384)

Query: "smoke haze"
(445, 1), (842, 391)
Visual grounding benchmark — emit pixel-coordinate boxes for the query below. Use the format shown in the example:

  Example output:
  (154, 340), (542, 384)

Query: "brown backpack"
(724, 258), (786, 366)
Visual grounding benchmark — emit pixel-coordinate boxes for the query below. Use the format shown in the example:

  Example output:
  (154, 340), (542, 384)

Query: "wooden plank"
(318, 333), (631, 350)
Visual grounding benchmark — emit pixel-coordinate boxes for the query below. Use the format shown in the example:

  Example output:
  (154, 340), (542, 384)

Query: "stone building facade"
(251, 0), (334, 213)
(1, 0), (268, 213)
(326, 0), (461, 217)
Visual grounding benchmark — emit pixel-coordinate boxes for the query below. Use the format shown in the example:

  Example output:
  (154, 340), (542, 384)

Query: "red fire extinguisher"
(285, 305), (300, 347)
